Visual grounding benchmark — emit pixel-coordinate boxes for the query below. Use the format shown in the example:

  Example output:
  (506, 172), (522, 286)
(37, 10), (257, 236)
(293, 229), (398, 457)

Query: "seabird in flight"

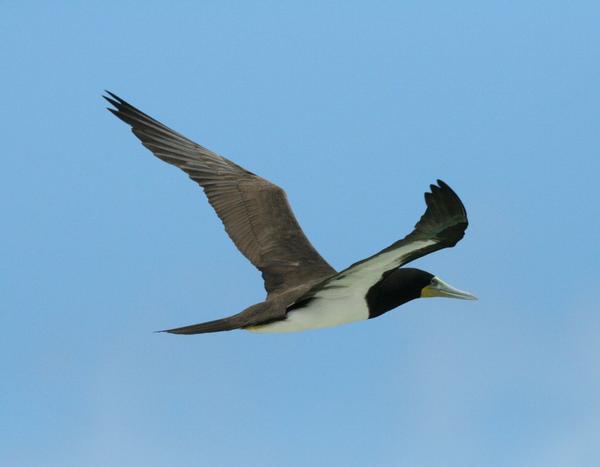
(104, 92), (476, 334)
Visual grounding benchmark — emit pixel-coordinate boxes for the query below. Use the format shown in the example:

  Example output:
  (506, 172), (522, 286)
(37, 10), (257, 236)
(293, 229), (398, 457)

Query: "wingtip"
(104, 90), (121, 101)
(430, 179), (461, 201)
(441, 181), (464, 208)
(104, 96), (120, 108)
(103, 91), (129, 111)
(420, 178), (468, 229)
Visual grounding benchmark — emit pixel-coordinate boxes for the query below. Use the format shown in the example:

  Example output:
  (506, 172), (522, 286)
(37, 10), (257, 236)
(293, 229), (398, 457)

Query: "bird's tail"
(159, 303), (272, 335)
(158, 316), (242, 335)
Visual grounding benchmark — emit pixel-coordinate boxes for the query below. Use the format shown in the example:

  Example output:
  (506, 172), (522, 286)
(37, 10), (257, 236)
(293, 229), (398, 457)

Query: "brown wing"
(345, 179), (468, 271)
(104, 92), (335, 294)
(291, 180), (468, 302)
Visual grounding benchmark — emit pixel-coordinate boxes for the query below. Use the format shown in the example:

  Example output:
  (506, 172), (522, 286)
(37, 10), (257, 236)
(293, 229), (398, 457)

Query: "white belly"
(246, 294), (369, 333)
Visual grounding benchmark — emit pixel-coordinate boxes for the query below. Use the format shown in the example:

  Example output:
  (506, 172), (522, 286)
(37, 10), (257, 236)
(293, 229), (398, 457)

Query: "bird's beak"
(421, 276), (477, 300)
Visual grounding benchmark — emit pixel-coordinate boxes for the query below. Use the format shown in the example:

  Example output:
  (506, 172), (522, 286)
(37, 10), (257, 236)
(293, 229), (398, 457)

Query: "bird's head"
(366, 267), (476, 318)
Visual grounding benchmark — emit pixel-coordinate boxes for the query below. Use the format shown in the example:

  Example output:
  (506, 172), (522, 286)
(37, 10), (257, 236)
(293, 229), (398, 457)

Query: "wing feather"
(292, 180), (468, 303)
(104, 92), (335, 294)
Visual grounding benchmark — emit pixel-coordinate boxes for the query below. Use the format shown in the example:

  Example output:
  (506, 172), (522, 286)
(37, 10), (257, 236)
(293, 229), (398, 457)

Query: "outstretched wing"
(104, 92), (335, 295)
(292, 180), (468, 303)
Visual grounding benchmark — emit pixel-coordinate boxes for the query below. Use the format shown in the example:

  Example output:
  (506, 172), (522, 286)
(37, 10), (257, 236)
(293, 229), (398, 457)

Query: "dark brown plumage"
(104, 92), (472, 334)
(104, 91), (335, 296)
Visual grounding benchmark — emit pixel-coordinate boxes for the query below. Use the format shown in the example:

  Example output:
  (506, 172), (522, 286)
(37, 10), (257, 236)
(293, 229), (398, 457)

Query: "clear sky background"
(2, 2), (599, 466)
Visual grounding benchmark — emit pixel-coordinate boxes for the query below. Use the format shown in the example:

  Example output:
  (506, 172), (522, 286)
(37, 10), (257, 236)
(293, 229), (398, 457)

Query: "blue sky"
(2, 1), (600, 466)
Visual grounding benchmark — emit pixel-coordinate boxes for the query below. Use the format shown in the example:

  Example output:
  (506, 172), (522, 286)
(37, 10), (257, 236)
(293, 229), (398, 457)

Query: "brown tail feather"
(159, 317), (242, 335)
(158, 302), (278, 335)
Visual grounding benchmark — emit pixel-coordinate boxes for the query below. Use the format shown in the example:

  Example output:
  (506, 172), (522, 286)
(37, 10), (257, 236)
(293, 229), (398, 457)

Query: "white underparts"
(247, 293), (369, 333)
(247, 239), (437, 333)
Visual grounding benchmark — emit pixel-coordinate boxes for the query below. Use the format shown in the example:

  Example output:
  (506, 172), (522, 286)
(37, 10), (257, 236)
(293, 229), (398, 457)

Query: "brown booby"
(104, 92), (476, 334)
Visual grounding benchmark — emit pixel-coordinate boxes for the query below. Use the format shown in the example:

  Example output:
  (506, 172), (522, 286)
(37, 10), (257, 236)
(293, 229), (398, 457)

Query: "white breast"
(247, 279), (371, 333)
(248, 298), (368, 333)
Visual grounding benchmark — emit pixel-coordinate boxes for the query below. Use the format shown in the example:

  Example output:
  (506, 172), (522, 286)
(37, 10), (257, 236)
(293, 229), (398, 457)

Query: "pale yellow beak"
(421, 276), (477, 300)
